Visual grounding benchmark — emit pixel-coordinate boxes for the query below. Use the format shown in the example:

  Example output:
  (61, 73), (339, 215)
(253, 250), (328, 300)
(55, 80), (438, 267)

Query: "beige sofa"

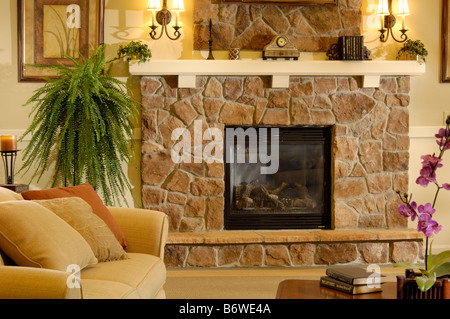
(0, 187), (168, 299)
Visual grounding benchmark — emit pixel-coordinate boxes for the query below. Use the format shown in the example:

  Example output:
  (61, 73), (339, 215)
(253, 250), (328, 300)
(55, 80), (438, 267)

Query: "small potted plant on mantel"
(116, 40), (152, 64)
(396, 39), (428, 64)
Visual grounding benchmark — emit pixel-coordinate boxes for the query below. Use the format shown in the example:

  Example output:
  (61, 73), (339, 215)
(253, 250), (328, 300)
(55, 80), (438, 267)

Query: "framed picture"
(220, 0), (337, 4)
(18, 0), (105, 82)
(442, 0), (450, 82)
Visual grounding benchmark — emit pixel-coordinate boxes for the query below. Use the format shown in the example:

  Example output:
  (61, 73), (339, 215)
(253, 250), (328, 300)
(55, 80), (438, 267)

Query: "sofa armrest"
(0, 266), (81, 299)
(107, 207), (169, 258)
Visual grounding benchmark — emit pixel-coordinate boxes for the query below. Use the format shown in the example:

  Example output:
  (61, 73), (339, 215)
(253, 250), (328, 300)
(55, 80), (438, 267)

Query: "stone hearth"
(140, 74), (424, 267)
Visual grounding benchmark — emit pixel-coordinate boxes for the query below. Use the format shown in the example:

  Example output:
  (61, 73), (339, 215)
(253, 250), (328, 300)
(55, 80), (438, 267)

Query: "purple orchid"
(416, 155), (442, 187)
(416, 204), (442, 237)
(418, 203), (436, 216)
(398, 201), (418, 221)
(417, 212), (442, 237)
(395, 119), (450, 291)
(397, 124), (449, 257)
(436, 128), (450, 150)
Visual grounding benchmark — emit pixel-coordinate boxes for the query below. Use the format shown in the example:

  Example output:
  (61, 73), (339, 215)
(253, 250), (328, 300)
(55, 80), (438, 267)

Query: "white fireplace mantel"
(129, 59), (426, 89)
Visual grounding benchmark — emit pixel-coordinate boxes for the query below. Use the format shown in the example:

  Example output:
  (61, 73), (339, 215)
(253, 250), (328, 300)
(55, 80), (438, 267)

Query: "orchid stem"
(425, 236), (428, 271)
(432, 186), (441, 208)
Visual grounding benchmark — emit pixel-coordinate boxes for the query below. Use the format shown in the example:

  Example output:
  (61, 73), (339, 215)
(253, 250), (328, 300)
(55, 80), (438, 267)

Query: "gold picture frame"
(442, 0), (450, 82)
(18, 0), (105, 82)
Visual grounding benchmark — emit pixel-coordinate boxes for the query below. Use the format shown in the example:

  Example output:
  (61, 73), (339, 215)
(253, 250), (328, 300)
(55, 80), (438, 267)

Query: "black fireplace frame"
(224, 125), (333, 230)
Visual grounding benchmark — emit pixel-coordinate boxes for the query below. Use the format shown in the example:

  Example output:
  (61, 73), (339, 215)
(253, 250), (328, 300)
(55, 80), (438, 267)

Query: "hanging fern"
(20, 45), (139, 206)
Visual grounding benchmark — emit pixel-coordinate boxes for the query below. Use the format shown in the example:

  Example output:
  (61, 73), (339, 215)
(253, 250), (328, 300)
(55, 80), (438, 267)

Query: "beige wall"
(362, 0), (449, 127)
(361, 0), (450, 252)
(2, 0), (450, 249)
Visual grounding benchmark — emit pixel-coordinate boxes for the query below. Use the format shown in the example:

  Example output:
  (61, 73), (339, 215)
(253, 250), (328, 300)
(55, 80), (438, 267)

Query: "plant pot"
(397, 275), (450, 299)
(130, 53), (141, 61)
(122, 56), (139, 63)
(399, 52), (419, 61)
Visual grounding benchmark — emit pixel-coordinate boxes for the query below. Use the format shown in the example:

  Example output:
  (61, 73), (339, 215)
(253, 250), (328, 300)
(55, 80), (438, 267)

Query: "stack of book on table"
(320, 266), (386, 295)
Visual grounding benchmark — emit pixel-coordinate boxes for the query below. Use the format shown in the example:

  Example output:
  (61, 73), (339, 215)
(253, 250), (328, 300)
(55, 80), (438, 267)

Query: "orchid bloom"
(398, 201), (417, 221)
(416, 155), (442, 187)
(398, 126), (450, 238)
(417, 210), (442, 237)
(436, 128), (450, 150)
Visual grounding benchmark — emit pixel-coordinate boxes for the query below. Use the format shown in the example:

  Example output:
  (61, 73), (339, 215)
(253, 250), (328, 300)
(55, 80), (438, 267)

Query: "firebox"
(224, 126), (332, 230)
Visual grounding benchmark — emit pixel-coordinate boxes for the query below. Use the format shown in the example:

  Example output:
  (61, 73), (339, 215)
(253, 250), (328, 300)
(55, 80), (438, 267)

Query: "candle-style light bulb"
(398, 0), (410, 30)
(147, 0), (161, 26)
(172, 0), (184, 27)
(376, 0), (389, 29)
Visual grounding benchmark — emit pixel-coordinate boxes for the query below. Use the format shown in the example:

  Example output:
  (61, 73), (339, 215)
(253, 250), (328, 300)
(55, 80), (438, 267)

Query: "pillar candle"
(1, 136), (18, 151)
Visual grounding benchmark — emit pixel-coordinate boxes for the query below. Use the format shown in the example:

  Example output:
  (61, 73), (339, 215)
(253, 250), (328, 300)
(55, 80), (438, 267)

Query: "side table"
(276, 279), (397, 299)
(0, 184), (29, 193)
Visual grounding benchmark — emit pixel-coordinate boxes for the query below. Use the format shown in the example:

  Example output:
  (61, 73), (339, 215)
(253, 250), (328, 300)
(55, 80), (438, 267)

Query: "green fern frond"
(20, 44), (139, 206)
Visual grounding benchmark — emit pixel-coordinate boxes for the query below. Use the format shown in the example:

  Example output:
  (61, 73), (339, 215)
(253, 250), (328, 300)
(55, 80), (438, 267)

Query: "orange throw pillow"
(21, 183), (127, 250)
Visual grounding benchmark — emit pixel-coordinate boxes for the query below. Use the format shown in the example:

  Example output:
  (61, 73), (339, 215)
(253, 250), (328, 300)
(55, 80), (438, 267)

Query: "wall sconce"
(377, 0), (410, 43)
(147, 0), (184, 41)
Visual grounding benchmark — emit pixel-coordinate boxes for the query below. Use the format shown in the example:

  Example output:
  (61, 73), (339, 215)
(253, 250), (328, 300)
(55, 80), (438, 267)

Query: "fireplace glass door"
(224, 126), (332, 230)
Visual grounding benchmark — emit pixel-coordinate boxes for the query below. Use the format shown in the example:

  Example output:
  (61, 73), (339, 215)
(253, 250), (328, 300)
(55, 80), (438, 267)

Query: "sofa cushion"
(0, 187), (23, 202)
(21, 183), (127, 250)
(0, 188), (23, 267)
(81, 279), (140, 299)
(0, 200), (97, 271)
(81, 253), (166, 299)
(35, 197), (128, 262)
(0, 250), (15, 266)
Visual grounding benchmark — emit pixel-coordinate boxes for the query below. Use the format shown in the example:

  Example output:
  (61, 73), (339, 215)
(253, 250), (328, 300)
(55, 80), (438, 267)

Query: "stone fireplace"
(139, 73), (423, 267)
(134, 0), (424, 268)
(141, 74), (411, 232)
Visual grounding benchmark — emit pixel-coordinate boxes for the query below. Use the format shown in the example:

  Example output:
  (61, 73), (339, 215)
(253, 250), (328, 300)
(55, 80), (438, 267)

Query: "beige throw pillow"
(21, 184), (127, 249)
(0, 187), (23, 202)
(35, 197), (128, 262)
(0, 201), (97, 271)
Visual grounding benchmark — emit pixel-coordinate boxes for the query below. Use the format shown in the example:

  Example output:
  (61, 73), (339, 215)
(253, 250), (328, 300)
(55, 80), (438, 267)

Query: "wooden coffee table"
(276, 279), (397, 299)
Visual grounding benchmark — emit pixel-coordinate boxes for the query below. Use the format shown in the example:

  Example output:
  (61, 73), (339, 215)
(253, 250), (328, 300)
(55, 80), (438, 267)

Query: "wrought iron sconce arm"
(379, 24), (408, 43)
(377, 0), (409, 43)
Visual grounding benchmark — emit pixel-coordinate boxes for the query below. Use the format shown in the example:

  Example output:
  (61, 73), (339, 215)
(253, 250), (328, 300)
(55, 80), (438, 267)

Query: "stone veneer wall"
(140, 75), (422, 267)
(194, 0), (361, 52)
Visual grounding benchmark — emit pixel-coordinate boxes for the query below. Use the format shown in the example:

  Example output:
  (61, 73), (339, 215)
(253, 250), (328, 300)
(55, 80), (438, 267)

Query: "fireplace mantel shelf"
(129, 59), (425, 89)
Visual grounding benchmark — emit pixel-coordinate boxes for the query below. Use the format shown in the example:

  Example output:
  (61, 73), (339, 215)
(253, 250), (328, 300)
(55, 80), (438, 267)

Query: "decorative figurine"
(207, 19), (215, 60)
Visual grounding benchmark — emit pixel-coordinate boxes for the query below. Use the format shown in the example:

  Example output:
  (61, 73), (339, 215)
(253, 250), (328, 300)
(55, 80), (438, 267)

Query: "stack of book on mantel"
(320, 266), (387, 295)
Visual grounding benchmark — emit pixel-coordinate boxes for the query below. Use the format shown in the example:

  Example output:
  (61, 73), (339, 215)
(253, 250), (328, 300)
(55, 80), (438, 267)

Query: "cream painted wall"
(1, 0), (450, 250)
(362, 0), (450, 127)
(362, 0), (450, 252)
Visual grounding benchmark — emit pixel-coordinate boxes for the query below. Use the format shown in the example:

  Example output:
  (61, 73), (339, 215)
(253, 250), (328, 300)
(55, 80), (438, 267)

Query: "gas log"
(234, 181), (317, 211)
